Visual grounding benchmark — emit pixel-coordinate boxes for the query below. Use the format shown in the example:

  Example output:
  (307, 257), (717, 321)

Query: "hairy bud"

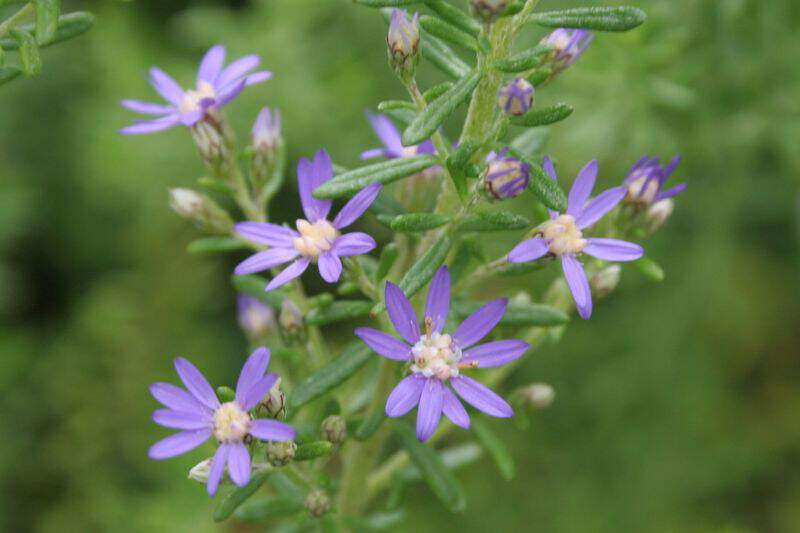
(320, 415), (347, 445)
(498, 77), (534, 116)
(590, 265), (621, 298)
(238, 295), (276, 339)
(189, 458), (269, 483)
(304, 490), (331, 518)
(169, 188), (233, 234)
(279, 299), (306, 344)
(541, 29), (594, 75)
(471, 0), (510, 20)
(520, 383), (555, 409)
(251, 107), (283, 187)
(387, 10), (420, 80)
(484, 149), (531, 199)
(646, 199), (674, 233)
(258, 377), (287, 420)
(190, 120), (227, 168)
(266, 440), (296, 467)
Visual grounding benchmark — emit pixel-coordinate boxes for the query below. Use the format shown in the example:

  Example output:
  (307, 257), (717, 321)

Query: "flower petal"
(174, 358), (220, 410)
(152, 409), (211, 430)
(561, 254), (592, 320)
(265, 258), (311, 292)
(149, 382), (207, 413)
(249, 419), (296, 441)
(235, 347), (271, 405)
(197, 45), (226, 84)
(244, 71), (272, 86)
(567, 159), (598, 217)
(386, 374), (425, 417)
(355, 328), (411, 361)
(367, 112), (404, 157)
(227, 441), (251, 487)
(442, 387), (470, 429)
(121, 99), (174, 115)
(462, 339), (529, 368)
(451, 376), (513, 418)
(216, 55), (260, 88)
(297, 157), (331, 223)
(575, 186), (626, 229)
(234, 248), (298, 276)
(453, 298), (508, 349)
(318, 252), (343, 283)
(416, 378), (444, 442)
(654, 183), (687, 202)
(235, 222), (298, 247)
(583, 238), (643, 262)
(332, 184), (382, 229)
(507, 237), (549, 263)
(360, 148), (387, 160)
(179, 109), (204, 126)
(207, 443), (230, 496)
(148, 67), (184, 105)
(331, 232), (376, 257)
(242, 374), (278, 411)
(216, 78), (247, 107)
(385, 282), (420, 344)
(119, 115), (181, 135)
(148, 428), (212, 460)
(425, 266), (450, 333)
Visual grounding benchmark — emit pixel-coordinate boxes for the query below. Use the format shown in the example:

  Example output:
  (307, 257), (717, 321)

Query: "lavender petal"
(148, 67), (184, 105)
(174, 358), (220, 410)
(583, 238), (644, 262)
(451, 376), (513, 418)
(297, 157), (331, 223)
(179, 109), (204, 127)
(244, 71), (273, 86)
(149, 382), (207, 413)
(332, 183), (382, 229)
(453, 298), (508, 349)
(386, 375), (425, 417)
(152, 409), (212, 430)
(367, 112), (404, 157)
(265, 257), (311, 292)
(507, 237), (549, 263)
(318, 252), (343, 283)
(416, 378), (444, 442)
(216, 78), (247, 107)
(360, 148), (387, 160)
(425, 266), (450, 333)
(242, 374), (278, 411)
(119, 115), (181, 135)
(234, 248), (298, 276)
(575, 186), (626, 229)
(235, 222), (298, 247)
(561, 254), (592, 320)
(207, 443), (230, 496)
(385, 282), (421, 344)
(197, 45), (226, 84)
(442, 387), (470, 429)
(249, 419), (296, 441)
(235, 347), (271, 405)
(216, 55), (260, 88)
(654, 183), (687, 202)
(148, 428), (212, 460)
(462, 339), (530, 368)
(355, 327), (411, 361)
(120, 99), (174, 115)
(567, 159), (598, 217)
(227, 441), (251, 487)
(331, 232), (376, 257)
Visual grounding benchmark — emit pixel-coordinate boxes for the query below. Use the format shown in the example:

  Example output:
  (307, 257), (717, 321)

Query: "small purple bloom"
(149, 348), (295, 496)
(238, 295), (275, 338)
(360, 112), (435, 161)
(485, 149), (531, 199)
(356, 266), (527, 442)
(235, 149), (380, 291)
(541, 28), (594, 72)
(387, 10), (420, 63)
(121, 45), (272, 135)
(624, 155), (686, 205)
(252, 107), (282, 152)
(507, 157), (644, 320)
(497, 78), (534, 116)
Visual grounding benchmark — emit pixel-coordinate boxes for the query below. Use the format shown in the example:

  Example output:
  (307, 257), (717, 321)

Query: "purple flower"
(149, 348), (295, 496)
(541, 28), (594, 72)
(121, 45), (272, 135)
(507, 157), (644, 320)
(485, 149), (531, 199)
(360, 112), (435, 161)
(624, 155), (686, 205)
(497, 78), (535, 116)
(356, 266), (527, 442)
(238, 295), (275, 338)
(234, 149), (380, 291)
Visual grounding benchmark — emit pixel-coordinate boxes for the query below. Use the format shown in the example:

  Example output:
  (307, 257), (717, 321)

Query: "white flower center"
(179, 81), (217, 114)
(213, 402), (251, 443)
(411, 332), (462, 382)
(402, 146), (419, 157)
(626, 171), (660, 204)
(293, 219), (339, 259)
(541, 214), (587, 256)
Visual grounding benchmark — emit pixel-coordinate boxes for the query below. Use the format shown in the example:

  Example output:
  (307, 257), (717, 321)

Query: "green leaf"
(455, 300), (568, 326)
(419, 15), (478, 52)
(420, 30), (472, 78)
(398, 233), (453, 297)
(528, 162), (568, 212)
(399, 443), (483, 482)
(216, 386), (235, 402)
(380, 106), (417, 126)
(493, 43), (554, 72)
(213, 470), (271, 522)
(313, 155), (439, 199)
(396, 425), (466, 513)
(234, 496), (304, 523)
(1, 11), (94, 50)
(459, 208), (531, 232)
(306, 300), (373, 326)
(422, 0), (480, 35)
(0, 66), (21, 85)
(526, 67), (552, 86)
(510, 103), (573, 128)
(377, 100), (416, 112)
(295, 440), (334, 461)
(231, 274), (285, 309)
(529, 6), (646, 32)
(289, 343), (373, 410)
(446, 138), (480, 200)
(375, 243), (400, 283)
(423, 81), (453, 103)
(356, 0), (417, 6)
(11, 29), (41, 76)
(355, 409), (386, 441)
(197, 176), (236, 196)
(632, 255), (665, 282)
(187, 236), (249, 255)
(471, 417), (516, 481)
(402, 71), (481, 146)
(33, 0), (60, 45)
(379, 213), (451, 233)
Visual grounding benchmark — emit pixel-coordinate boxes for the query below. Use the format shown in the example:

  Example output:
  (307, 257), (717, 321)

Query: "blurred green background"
(1, 0), (799, 531)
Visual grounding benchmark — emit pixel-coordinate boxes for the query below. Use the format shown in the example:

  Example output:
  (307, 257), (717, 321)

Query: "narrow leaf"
(632, 255), (664, 282)
(399, 443), (483, 482)
(455, 300), (568, 326)
(471, 417), (516, 481)
(526, 67), (552, 86)
(289, 343), (373, 410)
(356, 0), (418, 6)
(419, 15), (478, 52)
(423, 81), (453, 103)
(459, 209), (531, 231)
(0, 66), (21, 85)
(11, 30), (41, 76)
(234, 496), (304, 523)
(379, 213), (451, 233)
(377, 100), (416, 112)
(306, 300), (373, 326)
(422, 0), (481, 35)
(34, 0), (60, 45)
(355, 409), (386, 441)
(528, 163), (568, 211)
(398, 233), (453, 297)
(197, 176), (236, 196)
(530, 6), (647, 32)
(494, 43), (554, 73)
(187, 236), (249, 255)
(213, 471), (271, 522)
(402, 71), (481, 146)
(446, 139), (480, 200)
(511, 103), (573, 128)
(231, 274), (285, 309)
(1, 12), (94, 50)
(314, 155), (439, 199)
(295, 441), (334, 461)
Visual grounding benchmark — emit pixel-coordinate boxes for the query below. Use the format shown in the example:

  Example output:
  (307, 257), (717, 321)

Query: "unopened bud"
(590, 265), (621, 298)
(541, 29), (594, 75)
(238, 295), (276, 339)
(189, 458), (270, 484)
(471, 0), (509, 20)
(320, 415), (347, 445)
(251, 107), (282, 187)
(510, 291), (532, 306)
(258, 377), (287, 420)
(304, 490), (331, 518)
(387, 10), (420, 79)
(279, 299), (306, 344)
(484, 149), (531, 199)
(498, 78), (534, 116)
(190, 120), (227, 168)
(520, 383), (555, 409)
(169, 188), (233, 234)
(645, 199), (674, 233)
(266, 440), (296, 467)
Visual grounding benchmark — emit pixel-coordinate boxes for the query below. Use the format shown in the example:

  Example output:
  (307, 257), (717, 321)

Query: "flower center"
(626, 171), (660, 204)
(293, 219), (339, 259)
(411, 332), (462, 381)
(179, 81), (217, 114)
(213, 402), (251, 443)
(541, 214), (587, 256)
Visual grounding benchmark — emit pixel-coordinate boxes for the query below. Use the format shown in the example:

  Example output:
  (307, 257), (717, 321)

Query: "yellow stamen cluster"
(213, 402), (251, 443)
(179, 81), (217, 114)
(541, 214), (587, 256)
(292, 219), (338, 259)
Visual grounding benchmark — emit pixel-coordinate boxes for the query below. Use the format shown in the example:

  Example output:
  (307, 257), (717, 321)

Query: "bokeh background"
(1, 0), (799, 531)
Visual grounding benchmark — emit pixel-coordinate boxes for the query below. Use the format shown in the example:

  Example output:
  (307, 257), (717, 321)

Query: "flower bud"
(279, 299), (306, 345)
(541, 28), (594, 75)
(320, 415), (347, 445)
(387, 10), (420, 79)
(645, 199), (674, 233)
(190, 120), (227, 168)
(238, 295), (276, 339)
(266, 440), (296, 467)
(258, 377), (287, 420)
(304, 490), (331, 518)
(169, 188), (233, 234)
(520, 383), (555, 409)
(188, 458), (270, 483)
(484, 149), (531, 199)
(590, 265), (621, 298)
(251, 107), (282, 187)
(498, 78), (534, 116)
(471, 0), (509, 20)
